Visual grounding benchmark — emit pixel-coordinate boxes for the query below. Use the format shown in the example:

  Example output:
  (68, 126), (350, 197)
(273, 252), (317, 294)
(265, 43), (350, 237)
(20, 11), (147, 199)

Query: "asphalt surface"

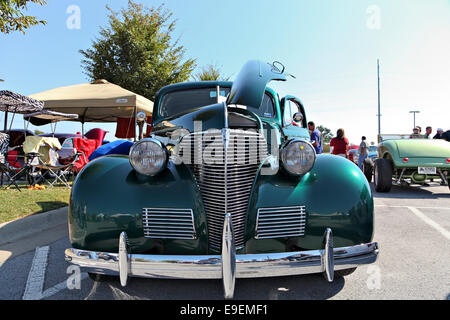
(0, 182), (449, 300)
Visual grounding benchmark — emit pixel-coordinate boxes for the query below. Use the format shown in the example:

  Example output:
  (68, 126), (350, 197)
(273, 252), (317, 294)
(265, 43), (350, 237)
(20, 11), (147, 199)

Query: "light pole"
(409, 110), (420, 129)
(377, 59), (381, 142)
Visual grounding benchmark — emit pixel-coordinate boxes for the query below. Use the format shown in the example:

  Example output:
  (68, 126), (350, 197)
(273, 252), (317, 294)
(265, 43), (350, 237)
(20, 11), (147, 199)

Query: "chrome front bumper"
(65, 214), (379, 298)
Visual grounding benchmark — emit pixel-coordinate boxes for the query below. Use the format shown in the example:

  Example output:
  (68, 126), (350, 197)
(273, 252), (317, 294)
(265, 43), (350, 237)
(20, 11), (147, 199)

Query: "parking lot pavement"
(0, 183), (449, 300)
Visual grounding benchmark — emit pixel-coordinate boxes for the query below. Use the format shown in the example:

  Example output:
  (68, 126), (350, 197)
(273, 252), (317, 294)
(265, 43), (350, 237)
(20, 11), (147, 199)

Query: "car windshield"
(160, 88), (231, 118)
(159, 87), (276, 119)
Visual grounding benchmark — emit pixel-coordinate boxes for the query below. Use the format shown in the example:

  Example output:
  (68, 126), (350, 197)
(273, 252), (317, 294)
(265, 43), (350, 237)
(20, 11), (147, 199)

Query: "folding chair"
(27, 151), (80, 189)
(0, 132), (24, 191)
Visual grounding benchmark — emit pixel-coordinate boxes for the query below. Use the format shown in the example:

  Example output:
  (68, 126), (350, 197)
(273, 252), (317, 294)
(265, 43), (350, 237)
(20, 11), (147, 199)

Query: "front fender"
(69, 155), (208, 254)
(246, 154), (374, 253)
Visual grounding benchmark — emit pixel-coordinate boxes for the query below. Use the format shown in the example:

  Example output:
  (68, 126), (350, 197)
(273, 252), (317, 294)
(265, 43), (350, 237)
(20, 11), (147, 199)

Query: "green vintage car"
(65, 60), (379, 298)
(372, 134), (450, 192)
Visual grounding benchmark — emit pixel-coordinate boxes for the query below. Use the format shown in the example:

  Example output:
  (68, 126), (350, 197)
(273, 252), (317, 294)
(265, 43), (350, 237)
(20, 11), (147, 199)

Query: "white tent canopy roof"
(29, 79), (153, 123)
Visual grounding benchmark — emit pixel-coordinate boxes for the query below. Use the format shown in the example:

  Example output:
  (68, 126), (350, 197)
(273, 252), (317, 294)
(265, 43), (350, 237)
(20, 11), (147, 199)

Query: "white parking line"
(406, 206), (450, 241)
(23, 246), (49, 300)
(376, 205), (450, 241)
(375, 205), (450, 210)
(23, 246), (88, 300)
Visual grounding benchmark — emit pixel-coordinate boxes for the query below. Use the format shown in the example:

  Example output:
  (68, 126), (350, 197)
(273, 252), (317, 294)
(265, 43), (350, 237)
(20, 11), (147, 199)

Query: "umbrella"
(0, 90), (44, 131)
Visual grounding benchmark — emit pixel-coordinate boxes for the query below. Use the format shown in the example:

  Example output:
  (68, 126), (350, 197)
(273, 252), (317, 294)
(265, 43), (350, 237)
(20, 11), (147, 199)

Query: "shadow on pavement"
(370, 183), (450, 199)
(83, 273), (346, 300)
(36, 201), (68, 213)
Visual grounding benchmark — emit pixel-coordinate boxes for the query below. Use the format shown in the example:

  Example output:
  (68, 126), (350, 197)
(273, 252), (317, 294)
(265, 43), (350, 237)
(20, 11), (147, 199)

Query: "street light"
(409, 110), (420, 129)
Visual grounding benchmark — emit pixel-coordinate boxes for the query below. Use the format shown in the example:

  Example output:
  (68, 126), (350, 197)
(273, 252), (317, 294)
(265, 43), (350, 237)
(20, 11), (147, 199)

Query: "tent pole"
(8, 106), (17, 131)
(3, 110), (7, 131)
(134, 107), (137, 142)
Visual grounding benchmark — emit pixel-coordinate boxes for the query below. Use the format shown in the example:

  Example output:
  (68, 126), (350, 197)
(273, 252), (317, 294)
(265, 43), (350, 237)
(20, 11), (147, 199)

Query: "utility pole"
(377, 59), (381, 143)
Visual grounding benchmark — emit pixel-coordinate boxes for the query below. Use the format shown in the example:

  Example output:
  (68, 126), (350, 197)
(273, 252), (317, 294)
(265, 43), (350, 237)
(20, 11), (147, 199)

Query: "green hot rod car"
(65, 60), (379, 298)
(371, 134), (450, 192)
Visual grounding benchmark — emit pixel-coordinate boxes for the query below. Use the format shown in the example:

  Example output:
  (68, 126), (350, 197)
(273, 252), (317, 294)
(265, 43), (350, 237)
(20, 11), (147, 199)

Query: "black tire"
(374, 158), (392, 192)
(335, 268), (357, 277)
(363, 158), (373, 183)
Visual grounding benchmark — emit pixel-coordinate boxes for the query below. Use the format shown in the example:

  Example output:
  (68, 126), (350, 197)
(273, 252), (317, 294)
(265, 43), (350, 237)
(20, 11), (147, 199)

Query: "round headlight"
(129, 138), (168, 176)
(280, 139), (316, 176)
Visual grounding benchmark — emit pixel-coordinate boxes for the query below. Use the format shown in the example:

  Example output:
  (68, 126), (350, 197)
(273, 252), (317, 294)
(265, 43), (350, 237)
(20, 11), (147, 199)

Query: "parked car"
(65, 60), (379, 298)
(348, 145), (359, 162)
(369, 134), (450, 192)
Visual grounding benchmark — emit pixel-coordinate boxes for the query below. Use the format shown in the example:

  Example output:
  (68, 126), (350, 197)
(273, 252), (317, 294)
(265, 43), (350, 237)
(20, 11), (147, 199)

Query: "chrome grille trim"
(179, 129), (267, 252)
(142, 208), (196, 240)
(255, 206), (307, 239)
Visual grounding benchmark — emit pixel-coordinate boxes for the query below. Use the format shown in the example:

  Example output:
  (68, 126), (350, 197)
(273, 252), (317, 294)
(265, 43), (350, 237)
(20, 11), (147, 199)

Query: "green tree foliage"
(192, 64), (230, 81)
(80, 1), (196, 100)
(0, 0), (47, 34)
(317, 125), (334, 143)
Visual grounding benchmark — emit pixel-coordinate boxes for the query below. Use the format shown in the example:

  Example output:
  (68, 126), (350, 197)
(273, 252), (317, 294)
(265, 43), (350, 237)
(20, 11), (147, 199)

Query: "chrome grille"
(179, 129), (267, 252)
(142, 208), (196, 240)
(255, 206), (306, 239)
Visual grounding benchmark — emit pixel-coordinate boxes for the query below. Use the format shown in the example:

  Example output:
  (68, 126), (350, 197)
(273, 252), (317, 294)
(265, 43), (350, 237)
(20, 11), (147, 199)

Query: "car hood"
(226, 60), (287, 108)
(393, 139), (450, 158)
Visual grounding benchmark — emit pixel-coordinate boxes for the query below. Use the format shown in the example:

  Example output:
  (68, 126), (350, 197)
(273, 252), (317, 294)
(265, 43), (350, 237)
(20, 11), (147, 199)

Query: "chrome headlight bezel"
(129, 138), (168, 176)
(280, 139), (316, 176)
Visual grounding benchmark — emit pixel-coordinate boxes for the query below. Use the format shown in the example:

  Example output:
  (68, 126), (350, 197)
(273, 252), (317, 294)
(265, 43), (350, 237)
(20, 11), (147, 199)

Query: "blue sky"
(1, 0), (449, 144)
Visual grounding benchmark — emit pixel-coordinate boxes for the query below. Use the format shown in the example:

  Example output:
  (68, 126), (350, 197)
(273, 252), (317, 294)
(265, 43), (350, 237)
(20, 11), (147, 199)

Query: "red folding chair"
(72, 138), (100, 172)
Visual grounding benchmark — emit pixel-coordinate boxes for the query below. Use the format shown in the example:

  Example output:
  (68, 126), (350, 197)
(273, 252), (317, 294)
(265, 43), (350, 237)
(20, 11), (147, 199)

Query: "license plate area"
(418, 167), (436, 174)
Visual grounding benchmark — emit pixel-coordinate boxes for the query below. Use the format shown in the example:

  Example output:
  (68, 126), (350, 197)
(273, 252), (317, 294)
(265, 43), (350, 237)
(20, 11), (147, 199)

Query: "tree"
(0, 0), (47, 34)
(317, 125), (334, 143)
(80, 1), (196, 100)
(192, 64), (230, 81)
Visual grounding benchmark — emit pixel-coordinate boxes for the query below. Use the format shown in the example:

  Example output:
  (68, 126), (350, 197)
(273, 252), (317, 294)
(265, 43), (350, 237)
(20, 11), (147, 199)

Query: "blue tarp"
(88, 140), (134, 161)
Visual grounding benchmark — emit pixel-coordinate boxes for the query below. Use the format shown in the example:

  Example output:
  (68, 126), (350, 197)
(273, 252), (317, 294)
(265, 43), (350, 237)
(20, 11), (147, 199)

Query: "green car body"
(65, 60), (378, 297)
(373, 136), (450, 192)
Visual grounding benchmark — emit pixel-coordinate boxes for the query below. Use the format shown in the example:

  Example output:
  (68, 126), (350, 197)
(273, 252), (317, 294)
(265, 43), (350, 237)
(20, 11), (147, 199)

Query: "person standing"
(329, 128), (349, 158)
(433, 128), (444, 139)
(410, 127), (421, 139)
(308, 121), (323, 154)
(441, 129), (450, 142)
(357, 136), (368, 169)
(425, 126), (432, 139)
